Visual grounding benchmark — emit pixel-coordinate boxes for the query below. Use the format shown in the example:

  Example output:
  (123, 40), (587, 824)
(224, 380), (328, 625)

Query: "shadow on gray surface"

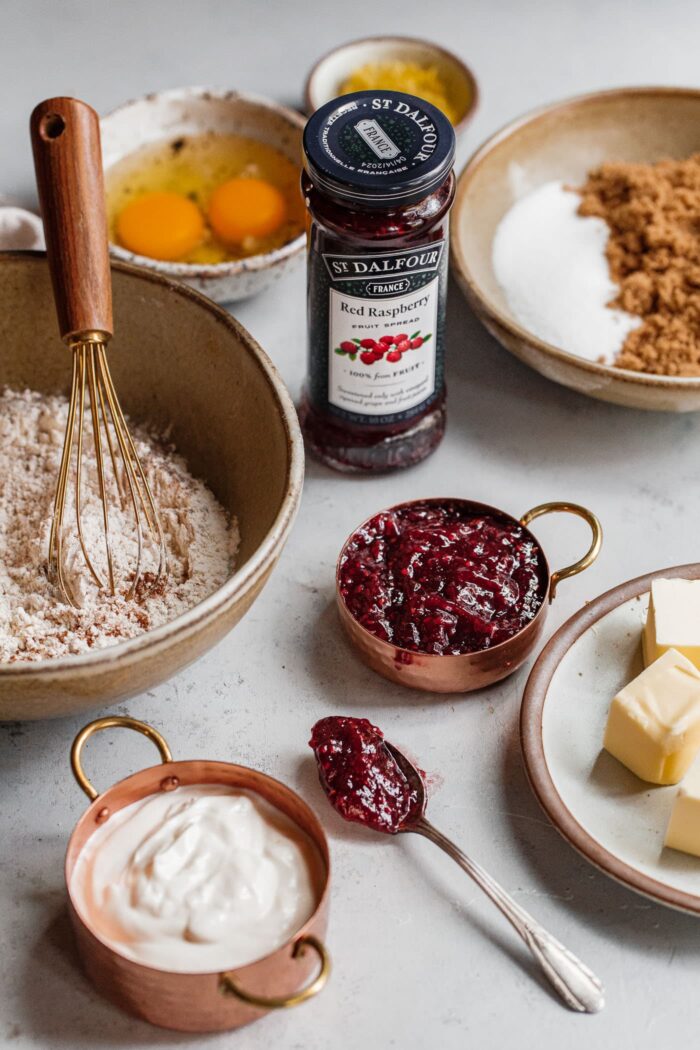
(587, 748), (652, 799)
(444, 275), (700, 481)
(305, 599), (433, 712)
(306, 597), (510, 714)
(16, 904), (195, 1047)
(401, 828), (568, 1011)
(0, 718), (79, 774)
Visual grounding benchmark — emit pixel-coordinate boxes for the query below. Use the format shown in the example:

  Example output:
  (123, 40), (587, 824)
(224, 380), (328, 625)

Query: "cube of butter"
(603, 648), (700, 785)
(644, 578), (700, 669)
(665, 760), (700, 858)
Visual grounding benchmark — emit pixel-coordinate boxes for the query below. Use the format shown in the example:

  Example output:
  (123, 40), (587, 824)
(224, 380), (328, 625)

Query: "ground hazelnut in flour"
(0, 389), (239, 662)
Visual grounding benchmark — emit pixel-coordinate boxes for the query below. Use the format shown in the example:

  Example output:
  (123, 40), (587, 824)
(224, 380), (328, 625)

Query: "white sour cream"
(70, 785), (318, 973)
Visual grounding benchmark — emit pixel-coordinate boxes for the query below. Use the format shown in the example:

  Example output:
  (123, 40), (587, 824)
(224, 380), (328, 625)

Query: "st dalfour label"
(307, 240), (447, 426)
(328, 281), (438, 416)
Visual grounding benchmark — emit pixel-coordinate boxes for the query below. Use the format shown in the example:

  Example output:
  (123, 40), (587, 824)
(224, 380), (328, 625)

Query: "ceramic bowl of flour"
(0, 251), (303, 719)
(451, 87), (700, 412)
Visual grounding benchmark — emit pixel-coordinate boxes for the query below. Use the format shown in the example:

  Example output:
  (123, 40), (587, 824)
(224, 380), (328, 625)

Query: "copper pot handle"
(219, 934), (331, 1010)
(520, 502), (602, 602)
(70, 715), (173, 801)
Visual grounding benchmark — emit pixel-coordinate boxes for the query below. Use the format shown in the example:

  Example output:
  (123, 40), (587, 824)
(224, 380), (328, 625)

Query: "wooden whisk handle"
(30, 97), (113, 344)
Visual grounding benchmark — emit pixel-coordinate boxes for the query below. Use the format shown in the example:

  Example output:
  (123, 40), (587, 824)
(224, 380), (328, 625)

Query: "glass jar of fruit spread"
(300, 90), (456, 473)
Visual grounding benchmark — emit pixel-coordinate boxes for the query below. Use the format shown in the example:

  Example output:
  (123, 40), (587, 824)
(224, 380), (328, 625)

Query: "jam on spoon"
(309, 716), (605, 1014)
(338, 501), (548, 656)
(309, 716), (420, 833)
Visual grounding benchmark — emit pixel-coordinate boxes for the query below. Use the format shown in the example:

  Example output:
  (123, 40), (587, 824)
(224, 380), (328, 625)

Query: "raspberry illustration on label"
(333, 330), (432, 365)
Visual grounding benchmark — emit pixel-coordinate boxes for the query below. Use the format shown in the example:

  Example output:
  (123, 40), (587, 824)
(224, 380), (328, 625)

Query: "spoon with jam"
(309, 716), (604, 1014)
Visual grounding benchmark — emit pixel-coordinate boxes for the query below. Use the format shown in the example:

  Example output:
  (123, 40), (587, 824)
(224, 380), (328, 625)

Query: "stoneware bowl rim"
(0, 249), (304, 678)
(336, 495), (552, 665)
(521, 560), (700, 915)
(101, 85), (307, 279)
(451, 85), (700, 393)
(303, 34), (479, 135)
(66, 758), (331, 975)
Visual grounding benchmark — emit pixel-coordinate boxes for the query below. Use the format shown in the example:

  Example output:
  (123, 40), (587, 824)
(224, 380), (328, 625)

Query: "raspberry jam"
(301, 92), (456, 473)
(339, 501), (548, 656)
(309, 716), (419, 834)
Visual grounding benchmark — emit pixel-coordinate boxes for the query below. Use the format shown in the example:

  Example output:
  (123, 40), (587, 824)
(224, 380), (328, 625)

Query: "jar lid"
(303, 90), (455, 207)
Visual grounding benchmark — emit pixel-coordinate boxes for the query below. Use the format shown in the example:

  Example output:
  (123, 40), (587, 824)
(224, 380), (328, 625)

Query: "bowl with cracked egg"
(451, 86), (700, 411)
(0, 251), (303, 719)
(100, 87), (307, 304)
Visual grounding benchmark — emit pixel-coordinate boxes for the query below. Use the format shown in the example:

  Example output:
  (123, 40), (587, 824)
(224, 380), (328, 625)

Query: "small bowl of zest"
(336, 498), (602, 693)
(305, 36), (478, 135)
(100, 87), (306, 303)
(65, 717), (331, 1033)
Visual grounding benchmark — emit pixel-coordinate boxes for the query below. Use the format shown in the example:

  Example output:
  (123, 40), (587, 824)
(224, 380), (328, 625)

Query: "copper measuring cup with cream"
(337, 499), (602, 693)
(64, 716), (331, 1032)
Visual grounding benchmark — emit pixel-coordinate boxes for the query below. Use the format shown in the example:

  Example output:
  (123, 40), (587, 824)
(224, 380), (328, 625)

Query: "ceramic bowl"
(100, 87), (306, 304)
(451, 87), (700, 411)
(0, 251), (304, 719)
(304, 36), (478, 134)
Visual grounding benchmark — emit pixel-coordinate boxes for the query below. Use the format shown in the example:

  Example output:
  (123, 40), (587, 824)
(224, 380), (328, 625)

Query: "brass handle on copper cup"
(219, 935), (331, 1009)
(70, 715), (173, 801)
(520, 502), (602, 602)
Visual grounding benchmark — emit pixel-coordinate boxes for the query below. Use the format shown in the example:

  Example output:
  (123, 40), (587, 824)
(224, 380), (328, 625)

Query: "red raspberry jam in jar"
(309, 716), (419, 833)
(300, 91), (456, 473)
(339, 501), (548, 655)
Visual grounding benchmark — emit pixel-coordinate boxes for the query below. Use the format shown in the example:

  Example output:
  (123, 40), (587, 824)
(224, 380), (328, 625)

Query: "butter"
(603, 648), (700, 785)
(644, 578), (700, 669)
(665, 761), (700, 858)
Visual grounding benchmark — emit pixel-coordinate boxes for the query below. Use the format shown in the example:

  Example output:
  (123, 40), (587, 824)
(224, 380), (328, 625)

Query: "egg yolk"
(116, 192), (204, 261)
(208, 178), (286, 244)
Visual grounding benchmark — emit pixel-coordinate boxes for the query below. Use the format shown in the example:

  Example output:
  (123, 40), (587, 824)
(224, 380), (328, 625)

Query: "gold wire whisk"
(31, 97), (167, 607)
(47, 336), (166, 607)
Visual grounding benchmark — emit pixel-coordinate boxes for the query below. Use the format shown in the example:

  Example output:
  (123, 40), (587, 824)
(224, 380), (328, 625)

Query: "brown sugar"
(578, 154), (700, 375)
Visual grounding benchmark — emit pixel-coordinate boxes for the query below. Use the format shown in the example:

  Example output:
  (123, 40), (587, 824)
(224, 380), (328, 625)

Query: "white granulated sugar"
(0, 388), (239, 662)
(492, 180), (640, 363)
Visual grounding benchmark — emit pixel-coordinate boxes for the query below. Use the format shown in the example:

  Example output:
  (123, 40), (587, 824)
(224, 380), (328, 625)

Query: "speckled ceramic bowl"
(451, 87), (700, 411)
(100, 88), (306, 304)
(305, 36), (477, 135)
(0, 252), (304, 719)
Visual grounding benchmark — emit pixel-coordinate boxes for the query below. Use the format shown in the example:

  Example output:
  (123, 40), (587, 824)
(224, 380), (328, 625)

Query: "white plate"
(521, 563), (700, 914)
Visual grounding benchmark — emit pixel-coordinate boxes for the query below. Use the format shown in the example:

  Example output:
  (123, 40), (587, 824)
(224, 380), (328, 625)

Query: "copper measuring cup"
(65, 716), (331, 1033)
(336, 499), (602, 693)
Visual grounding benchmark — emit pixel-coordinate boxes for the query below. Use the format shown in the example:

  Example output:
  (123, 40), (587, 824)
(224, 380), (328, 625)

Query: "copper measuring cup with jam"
(336, 499), (602, 693)
(64, 716), (331, 1033)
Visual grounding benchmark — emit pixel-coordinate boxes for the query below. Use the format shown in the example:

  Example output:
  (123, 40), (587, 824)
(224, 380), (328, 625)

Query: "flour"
(0, 388), (239, 662)
(492, 180), (641, 363)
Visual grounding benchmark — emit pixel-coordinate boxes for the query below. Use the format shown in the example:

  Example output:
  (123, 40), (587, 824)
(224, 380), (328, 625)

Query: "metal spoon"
(384, 741), (605, 1014)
